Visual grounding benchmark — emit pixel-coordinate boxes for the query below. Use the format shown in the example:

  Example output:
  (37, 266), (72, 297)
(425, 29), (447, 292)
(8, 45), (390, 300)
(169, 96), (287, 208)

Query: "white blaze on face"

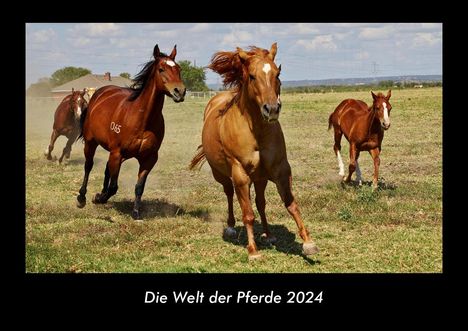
(262, 63), (271, 87)
(382, 102), (390, 126)
(166, 60), (176, 67)
(337, 151), (345, 176)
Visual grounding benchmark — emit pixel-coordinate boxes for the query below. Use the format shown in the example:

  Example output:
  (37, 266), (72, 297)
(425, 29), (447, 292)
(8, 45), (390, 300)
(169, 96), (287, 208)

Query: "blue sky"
(26, 23), (442, 88)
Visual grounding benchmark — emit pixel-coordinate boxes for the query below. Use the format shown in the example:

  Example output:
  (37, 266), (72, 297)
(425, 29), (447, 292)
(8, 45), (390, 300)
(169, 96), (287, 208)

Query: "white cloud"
(359, 26), (395, 40)
(70, 23), (121, 37)
(413, 32), (441, 47)
(290, 23), (319, 35)
(355, 51), (369, 60)
(296, 35), (337, 51)
(29, 28), (56, 43)
(190, 23), (210, 32)
(73, 37), (92, 47)
(222, 31), (253, 46)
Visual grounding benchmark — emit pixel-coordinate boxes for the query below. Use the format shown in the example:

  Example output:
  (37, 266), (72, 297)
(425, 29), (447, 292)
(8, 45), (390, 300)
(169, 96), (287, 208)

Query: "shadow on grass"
(340, 179), (398, 190)
(223, 223), (320, 265)
(111, 198), (210, 221)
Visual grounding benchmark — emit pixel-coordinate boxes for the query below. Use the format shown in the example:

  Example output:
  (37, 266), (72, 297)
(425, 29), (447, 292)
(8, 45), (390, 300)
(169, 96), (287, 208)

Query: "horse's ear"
(81, 88), (87, 96)
(169, 45), (177, 60)
(237, 47), (249, 63)
(371, 91), (377, 100)
(386, 90), (392, 100)
(268, 42), (278, 61)
(72, 87), (75, 93)
(153, 44), (161, 58)
(278, 64), (282, 73)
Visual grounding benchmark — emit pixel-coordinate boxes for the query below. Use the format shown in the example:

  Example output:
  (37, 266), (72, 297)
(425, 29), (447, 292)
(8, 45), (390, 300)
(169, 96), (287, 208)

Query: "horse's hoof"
(76, 196), (86, 208)
(93, 193), (107, 204)
(260, 233), (277, 244)
(224, 227), (237, 238)
(358, 180), (363, 187)
(132, 210), (142, 221)
(303, 242), (320, 256)
(248, 252), (263, 261)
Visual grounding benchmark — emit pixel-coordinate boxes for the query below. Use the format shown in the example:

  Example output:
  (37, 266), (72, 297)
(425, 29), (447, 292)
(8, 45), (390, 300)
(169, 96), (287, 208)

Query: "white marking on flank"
(383, 102), (390, 126)
(166, 60), (176, 67)
(262, 63), (271, 74)
(337, 151), (345, 176)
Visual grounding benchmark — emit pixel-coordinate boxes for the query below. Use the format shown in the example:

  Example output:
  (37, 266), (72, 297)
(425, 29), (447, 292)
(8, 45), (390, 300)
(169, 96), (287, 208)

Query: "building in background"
(51, 72), (132, 100)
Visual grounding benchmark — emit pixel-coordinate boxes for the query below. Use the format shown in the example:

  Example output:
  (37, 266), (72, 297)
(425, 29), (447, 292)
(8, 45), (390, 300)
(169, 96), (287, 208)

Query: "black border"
(15, 8), (456, 316)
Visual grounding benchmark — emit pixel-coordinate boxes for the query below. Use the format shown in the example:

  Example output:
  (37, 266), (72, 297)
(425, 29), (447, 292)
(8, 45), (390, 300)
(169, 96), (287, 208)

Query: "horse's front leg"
(232, 163), (259, 260)
(369, 148), (380, 189)
(273, 161), (319, 256)
(131, 155), (158, 220)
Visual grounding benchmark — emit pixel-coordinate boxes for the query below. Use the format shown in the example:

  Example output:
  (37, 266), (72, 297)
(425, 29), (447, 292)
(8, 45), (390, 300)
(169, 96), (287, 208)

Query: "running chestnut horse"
(189, 43), (319, 260)
(328, 90), (392, 188)
(76, 44), (186, 220)
(45, 88), (88, 163)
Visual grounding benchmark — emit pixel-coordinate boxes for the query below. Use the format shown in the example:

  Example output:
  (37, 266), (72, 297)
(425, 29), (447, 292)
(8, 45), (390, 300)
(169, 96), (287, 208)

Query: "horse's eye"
(249, 74), (255, 80)
(159, 68), (164, 73)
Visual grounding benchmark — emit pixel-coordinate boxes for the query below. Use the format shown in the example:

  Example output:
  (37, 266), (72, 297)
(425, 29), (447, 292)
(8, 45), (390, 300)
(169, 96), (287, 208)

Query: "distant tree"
(50, 66), (91, 87)
(378, 80), (394, 88)
(178, 60), (208, 91)
(26, 77), (52, 97)
(119, 72), (131, 79)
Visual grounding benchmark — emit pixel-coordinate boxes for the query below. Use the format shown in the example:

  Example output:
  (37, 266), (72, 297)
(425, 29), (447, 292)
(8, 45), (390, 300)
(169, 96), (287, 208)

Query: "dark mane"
(128, 52), (168, 101)
(209, 46), (268, 115)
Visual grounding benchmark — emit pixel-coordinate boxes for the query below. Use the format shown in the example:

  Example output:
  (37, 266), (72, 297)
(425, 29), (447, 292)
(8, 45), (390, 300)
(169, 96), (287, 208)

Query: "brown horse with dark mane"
(45, 88), (88, 163)
(76, 44), (186, 220)
(328, 90), (392, 188)
(189, 43), (319, 260)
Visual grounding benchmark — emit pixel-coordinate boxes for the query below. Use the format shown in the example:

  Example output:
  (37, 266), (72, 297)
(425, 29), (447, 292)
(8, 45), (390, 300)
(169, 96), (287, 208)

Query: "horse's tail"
(328, 112), (334, 131)
(76, 103), (89, 141)
(189, 145), (206, 170)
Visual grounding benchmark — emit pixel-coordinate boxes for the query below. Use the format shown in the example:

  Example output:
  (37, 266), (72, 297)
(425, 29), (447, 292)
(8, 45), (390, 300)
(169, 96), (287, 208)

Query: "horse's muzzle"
(170, 87), (186, 103)
(382, 123), (390, 130)
(262, 103), (281, 123)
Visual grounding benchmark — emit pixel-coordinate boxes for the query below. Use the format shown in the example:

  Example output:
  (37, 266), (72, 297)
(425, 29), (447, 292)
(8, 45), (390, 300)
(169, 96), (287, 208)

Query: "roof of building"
(51, 73), (132, 92)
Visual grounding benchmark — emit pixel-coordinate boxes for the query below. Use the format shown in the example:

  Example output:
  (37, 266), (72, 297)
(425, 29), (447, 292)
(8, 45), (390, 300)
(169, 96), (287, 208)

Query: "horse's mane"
(128, 52), (168, 101)
(209, 46), (268, 114)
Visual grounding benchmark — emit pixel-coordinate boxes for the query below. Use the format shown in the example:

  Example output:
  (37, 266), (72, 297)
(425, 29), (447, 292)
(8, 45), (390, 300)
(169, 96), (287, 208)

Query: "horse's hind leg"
(76, 140), (98, 208)
(333, 127), (345, 177)
(92, 150), (122, 204)
(45, 130), (59, 161)
(345, 144), (358, 183)
(212, 168), (236, 238)
(58, 134), (75, 164)
(92, 162), (110, 203)
(131, 156), (157, 220)
(254, 179), (276, 244)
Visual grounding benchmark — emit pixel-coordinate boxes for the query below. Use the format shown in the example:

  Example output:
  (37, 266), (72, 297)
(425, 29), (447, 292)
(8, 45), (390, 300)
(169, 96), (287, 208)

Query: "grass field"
(25, 87), (442, 272)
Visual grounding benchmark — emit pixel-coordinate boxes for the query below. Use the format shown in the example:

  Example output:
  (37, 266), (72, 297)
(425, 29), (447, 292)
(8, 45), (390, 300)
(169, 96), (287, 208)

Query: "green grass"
(25, 87), (442, 272)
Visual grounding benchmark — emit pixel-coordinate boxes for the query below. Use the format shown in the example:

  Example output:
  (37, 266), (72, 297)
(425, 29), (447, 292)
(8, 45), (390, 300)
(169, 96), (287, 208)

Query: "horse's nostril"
(174, 88), (180, 95)
(263, 105), (270, 114)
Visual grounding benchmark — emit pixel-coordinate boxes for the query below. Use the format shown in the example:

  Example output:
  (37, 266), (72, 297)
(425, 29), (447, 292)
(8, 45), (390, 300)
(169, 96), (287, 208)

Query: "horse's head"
(153, 44), (186, 103)
(371, 90), (392, 130)
(238, 43), (282, 123)
(70, 88), (88, 121)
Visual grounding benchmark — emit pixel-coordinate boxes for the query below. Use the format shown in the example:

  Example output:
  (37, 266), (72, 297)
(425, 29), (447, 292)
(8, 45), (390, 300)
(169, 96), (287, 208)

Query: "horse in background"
(189, 43), (319, 260)
(44, 88), (88, 163)
(76, 44), (186, 220)
(328, 90), (392, 188)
